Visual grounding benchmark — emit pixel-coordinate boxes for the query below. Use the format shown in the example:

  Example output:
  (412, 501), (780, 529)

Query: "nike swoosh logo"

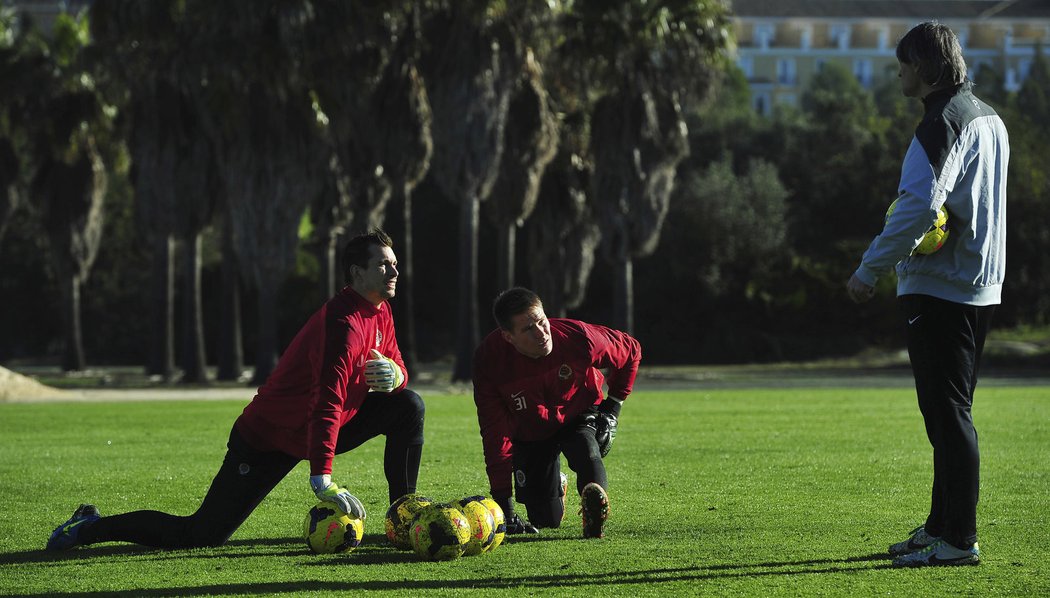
(927, 554), (978, 565)
(908, 315), (922, 325)
(512, 391), (524, 398)
(61, 519), (89, 534)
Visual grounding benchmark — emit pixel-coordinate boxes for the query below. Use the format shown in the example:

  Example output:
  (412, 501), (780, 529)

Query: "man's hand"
(495, 496), (538, 535)
(365, 349), (403, 392)
(505, 513), (539, 535)
(594, 412), (617, 458)
(310, 474), (366, 519)
(846, 273), (875, 304)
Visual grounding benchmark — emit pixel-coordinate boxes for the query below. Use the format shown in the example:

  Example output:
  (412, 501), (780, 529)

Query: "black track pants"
(81, 389), (425, 549)
(901, 294), (993, 550)
(511, 411), (608, 528)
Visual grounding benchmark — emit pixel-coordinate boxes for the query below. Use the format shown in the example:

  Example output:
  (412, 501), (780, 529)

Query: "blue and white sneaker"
(888, 525), (940, 556)
(892, 539), (980, 567)
(46, 504), (100, 550)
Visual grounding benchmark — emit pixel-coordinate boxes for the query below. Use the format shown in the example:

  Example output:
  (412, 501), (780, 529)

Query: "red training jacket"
(472, 318), (641, 499)
(234, 286), (407, 476)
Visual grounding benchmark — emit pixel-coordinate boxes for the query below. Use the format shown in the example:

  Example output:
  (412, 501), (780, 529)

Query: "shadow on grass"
(0, 537), (307, 565)
(0, 532), (569, 567)
(4, 552), (897, 596)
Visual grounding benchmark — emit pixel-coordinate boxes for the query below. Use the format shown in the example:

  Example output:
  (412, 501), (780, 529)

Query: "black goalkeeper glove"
(505, 513), (539, 535)
(595, 397), (622, 458)
(495, 496), (538, 535)
(595, 412), (617, 457)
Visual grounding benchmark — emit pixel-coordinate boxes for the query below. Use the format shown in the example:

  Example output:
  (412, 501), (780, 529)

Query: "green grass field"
(1, 386), (1048, 596)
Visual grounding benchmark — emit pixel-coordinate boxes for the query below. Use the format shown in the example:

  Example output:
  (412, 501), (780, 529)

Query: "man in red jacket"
(473, 287), (641, 539)
(47, 230), (425, 550)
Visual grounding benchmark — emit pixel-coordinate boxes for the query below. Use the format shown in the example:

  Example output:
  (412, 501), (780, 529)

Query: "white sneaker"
(892, 539), (980, 567)
(888, 526), (939, 556)
(559, 472), (568, 521)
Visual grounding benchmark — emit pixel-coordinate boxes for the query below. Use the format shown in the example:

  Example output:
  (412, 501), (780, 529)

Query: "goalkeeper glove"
(495, 495), (538, 534)
(310, 474), (366, 519)
(365, 349), (403, 392)
(595, 397), (622, 458)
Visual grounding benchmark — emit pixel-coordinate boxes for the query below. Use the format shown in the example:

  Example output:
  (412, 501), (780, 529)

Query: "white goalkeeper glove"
(365, 349), (403, 392)
(310, 474), (366, 519)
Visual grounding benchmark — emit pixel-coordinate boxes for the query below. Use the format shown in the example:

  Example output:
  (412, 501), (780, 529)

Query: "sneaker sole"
(892, 555), (980, 567)
(580, 483), (609, 539)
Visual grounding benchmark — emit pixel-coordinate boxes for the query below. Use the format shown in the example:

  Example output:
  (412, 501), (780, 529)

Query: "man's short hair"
(493, 287), (543, 331)
(896, 22), (967, 87)
(342, 229), (393, 283)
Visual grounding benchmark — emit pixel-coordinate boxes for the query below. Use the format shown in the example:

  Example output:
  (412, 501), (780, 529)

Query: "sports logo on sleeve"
(511, 391), (526, 411)
(375, 330), (383, 347)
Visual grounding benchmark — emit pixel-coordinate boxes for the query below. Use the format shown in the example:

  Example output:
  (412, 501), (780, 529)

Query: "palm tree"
(0, 137), (19, 245)
(186, 0), (327, 384)
(486, 48), (559, 291)
(558, 0), (731, 332)
(372, 22), (433, 370)
(215, 204), (244, 381)
(526, 146), (601, 317)
(420, 0), (545, 380)
(19, 14), (112, 371)
(90, 0), (212, 382)
(302, 1), (432, 321)
(170, 98), (218, 384)
(0, 9), (24, 246)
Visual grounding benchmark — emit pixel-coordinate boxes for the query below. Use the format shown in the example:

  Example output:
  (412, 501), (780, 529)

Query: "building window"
(877, 27), (889, 51)
(738, 56), (754, 78)
(755, 23), (774, 50)
(854, 59), (873, 88)
(777, 58), (797, 85)
(1005, 67), (1020, 92)
(1018, 58), (1033, 80)
(753, 92), (771, 116)
(830, 24), (851, 50)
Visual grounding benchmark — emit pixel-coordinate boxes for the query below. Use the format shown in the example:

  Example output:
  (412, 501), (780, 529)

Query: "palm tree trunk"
(251, 285), (280, 385)
(216, 217), (243, 381)
(181, 232), (209, 384)
(147, 235), (176, 380)
(497, 223), (515, 292)
(452, 193), (480, 381)
(320, 231), (340, 301)
(396, 182), (419, 372)
(612, 257), (634, 335)
(59, 274), (86, 372)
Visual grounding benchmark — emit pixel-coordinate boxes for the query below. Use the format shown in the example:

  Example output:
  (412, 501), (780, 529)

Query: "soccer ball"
(409, 503), (472, 561)
(304, 502), (364, 554)
(457, 495), (497, 556)
(885, 198), (949, 255)
(478, 497), (506, 552)
(385, 493), (432, 550)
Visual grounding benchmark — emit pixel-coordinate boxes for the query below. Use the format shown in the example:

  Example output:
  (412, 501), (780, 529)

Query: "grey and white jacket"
(855, 81), (1009, 306)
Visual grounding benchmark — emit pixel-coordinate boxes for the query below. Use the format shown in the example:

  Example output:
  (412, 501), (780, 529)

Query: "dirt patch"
(0, 365), (77, 402)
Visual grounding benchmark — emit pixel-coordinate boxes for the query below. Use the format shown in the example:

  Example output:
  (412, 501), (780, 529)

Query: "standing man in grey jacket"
(846, 21), (1009, 568)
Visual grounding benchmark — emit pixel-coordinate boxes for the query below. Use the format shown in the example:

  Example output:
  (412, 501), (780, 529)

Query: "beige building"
(730, 0), (1050, 114)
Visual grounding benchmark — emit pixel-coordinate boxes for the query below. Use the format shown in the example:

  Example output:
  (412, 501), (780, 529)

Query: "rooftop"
(729, 0), (1050, 19)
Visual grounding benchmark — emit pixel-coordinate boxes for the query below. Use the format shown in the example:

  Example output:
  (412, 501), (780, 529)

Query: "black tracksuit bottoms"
(900, 294), (994, 550)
